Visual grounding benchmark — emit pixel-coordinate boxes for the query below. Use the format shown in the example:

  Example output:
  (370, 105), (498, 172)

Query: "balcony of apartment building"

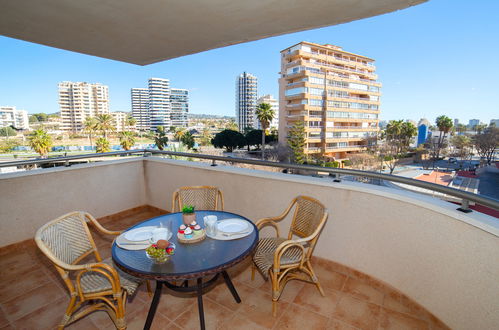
(1, 143), (499, 330)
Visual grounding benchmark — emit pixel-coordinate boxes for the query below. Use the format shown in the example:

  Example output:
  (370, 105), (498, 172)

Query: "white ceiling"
(0, 0), (426, 65)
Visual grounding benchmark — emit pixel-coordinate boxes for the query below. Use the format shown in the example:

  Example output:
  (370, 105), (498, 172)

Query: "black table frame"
(144, 270), (241, 330)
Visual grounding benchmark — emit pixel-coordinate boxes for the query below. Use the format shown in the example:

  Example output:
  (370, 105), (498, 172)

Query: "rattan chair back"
(289, 196), (326, 239)
(36, 211), (99, 267)
(172, 186), (224, 212)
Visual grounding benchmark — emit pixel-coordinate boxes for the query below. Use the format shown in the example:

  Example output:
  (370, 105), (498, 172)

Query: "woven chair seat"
(80, 258), (142, 295)
(253, 237), (303, 279)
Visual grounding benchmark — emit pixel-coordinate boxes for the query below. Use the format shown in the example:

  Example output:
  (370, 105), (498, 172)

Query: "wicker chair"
(252, 196), (328, 316)
(35, 211), (144, 329)
(171, 185), (224, 212)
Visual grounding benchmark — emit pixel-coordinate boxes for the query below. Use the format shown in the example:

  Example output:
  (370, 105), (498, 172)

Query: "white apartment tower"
(256, 94), (279, 130)
(148, 78), (171, 130)
(170, 89), (189, 127)
(131, 88), (150, 131)
(0, 106), (29, 130)
(236, 72), (258, 131)
(58, 82), (109, 132)
(131, 78), (188, 131)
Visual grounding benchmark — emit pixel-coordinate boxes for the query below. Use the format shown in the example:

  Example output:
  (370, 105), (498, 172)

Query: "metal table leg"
(144, 281), (163, 330)
(222, 270), (241, 303)
(197, 277), (205, 330)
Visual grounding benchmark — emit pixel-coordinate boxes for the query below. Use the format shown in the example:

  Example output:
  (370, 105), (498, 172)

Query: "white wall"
(0, 159), (146, 246)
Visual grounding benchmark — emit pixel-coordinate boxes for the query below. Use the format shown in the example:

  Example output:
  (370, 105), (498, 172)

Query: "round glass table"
(112, 210), (258, 330)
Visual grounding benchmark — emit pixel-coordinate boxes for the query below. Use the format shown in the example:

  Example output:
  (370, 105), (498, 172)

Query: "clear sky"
(1, 0), (498, 125)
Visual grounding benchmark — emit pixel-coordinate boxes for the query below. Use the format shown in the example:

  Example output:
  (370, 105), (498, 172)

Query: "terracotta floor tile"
(0, 324), (15, 330)
(0, 268), (52, 303)
(66, 315), (101, 330)
(332, 295), (381, 330)
(379, 308), (429, 330)
(274, 304), (329, 330)
(232, 266), (267, 289)
(155, 289), (197, 321)
(204, 279), (247, 311)
(293, 285), (341, 317)
(174, 297), (232, 330)
(0, 308), (10, 328)
(10, 296), (66, 329)
(125, 303), (172, 330)
(219, 313), (267, 330)
(383, 292), (428, 320)
(0, 252), (40, 283)
(236, 283), (288, 329)
(312, 263), (348, 291)
(342, 277), (384, 306)
(87, 310), (116, 329)
(259, 279), (305, 303)
(2, 281), (66, 321)
(327, 318), (361, 330)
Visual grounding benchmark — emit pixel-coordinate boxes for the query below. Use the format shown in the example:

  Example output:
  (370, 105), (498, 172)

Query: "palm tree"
(435, 115), (453, 161)
(95, 137), (111, 153)
(119, 131), (136, 151)
(94, 114), (115, 138)
(28, 129), (52, 158)
(83, 117), (97, 149)
(125, 116), (137, 130)
(255, 102), (275, 160)
(174, 128), (186, 141)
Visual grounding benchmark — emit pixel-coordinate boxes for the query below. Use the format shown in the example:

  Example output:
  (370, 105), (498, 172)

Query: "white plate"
(217, 219), (249, 233)
(124, 226), (156, 241)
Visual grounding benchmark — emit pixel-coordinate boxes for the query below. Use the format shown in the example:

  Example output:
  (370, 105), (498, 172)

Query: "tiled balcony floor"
(0, 207), (449, 330)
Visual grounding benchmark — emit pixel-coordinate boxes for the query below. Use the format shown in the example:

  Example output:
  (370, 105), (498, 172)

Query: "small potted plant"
(182, 205), (195, 225)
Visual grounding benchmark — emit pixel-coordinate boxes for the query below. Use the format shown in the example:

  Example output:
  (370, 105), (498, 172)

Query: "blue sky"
(1, 0), (498, 125)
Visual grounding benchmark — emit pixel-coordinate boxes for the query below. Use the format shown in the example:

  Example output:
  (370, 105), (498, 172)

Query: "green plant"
(325, 161), (339, 168)
(255, 102), (276, 160)
(95, 137), (111, 153)
(342, 159), (352, 167)
(28, 128), (53, 157)
(182, 205), (195, 214)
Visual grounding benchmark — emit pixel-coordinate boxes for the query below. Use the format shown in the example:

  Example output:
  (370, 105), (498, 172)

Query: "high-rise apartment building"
(256, 94), (279, 130)
(58, 82), (109, 132)
(131, 88), (150, 131)
(131, 78), (188, 131)
(0, 106), (29, 130)
(468, 119), (480, 129)
(236, 72), (258, 131)
(279, 42), (381, 159)
(170, 89), (189, 127)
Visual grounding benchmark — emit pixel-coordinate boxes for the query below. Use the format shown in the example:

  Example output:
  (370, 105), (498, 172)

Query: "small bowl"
(146, 242), (176, 263)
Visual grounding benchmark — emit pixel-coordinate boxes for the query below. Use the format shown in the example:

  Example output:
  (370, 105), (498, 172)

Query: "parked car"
(448, 157), (457, 163)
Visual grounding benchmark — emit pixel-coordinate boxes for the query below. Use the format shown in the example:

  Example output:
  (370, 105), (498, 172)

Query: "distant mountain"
(188, 113), (235, 120)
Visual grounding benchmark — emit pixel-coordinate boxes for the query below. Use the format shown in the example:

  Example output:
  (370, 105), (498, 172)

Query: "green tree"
(473, 126), (499, 165)
(287, 121), (306, 164)
(245, 129), (263, 150)
(83, 116), (97, 148)
(174, 128), (186, 141)
(125, 115), (137, 129)
(95, 137), (111, 153)
(119, 131), (136, 151)
(28, 129), (52, 157)
(255, 102), (276, 160)
(181, 131), (195, 150)
(199, 127), (212, 146)
(434, 115), (453, 161)
(225, 120), (238, 131)
(0, 126), (17, 137)
(0, 139), (21, 153)
(379, 120), (417, 174)
(450, 135), (472, 162)
(95, 114), (115, 138)
(153, 126), (169, 150)
(211, 129), (246, 152)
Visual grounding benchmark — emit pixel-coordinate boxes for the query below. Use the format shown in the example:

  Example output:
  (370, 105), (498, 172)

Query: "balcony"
(0, 155), (498, 329)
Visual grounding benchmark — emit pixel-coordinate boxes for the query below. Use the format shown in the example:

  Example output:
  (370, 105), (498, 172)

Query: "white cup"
(152, 228), (168, 243)
(203, 215), (217, 226)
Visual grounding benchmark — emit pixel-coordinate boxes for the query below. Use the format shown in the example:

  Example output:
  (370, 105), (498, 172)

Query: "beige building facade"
(0, 106), (29, 130)
(279, 42), (381, 160)
(59, 82), (110, 132)
(256, 94), (279, 130)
